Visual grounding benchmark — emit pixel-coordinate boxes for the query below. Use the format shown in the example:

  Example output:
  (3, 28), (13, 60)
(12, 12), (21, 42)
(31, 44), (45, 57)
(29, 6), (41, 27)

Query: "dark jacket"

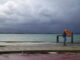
(63, 31), (67, 38)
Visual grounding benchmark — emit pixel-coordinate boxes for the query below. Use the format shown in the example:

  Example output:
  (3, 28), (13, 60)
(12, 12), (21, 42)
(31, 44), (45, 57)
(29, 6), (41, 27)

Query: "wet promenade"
(0, 53), (80, 60)
(0, 42), (80, 60)
(0, 42), (80, 53)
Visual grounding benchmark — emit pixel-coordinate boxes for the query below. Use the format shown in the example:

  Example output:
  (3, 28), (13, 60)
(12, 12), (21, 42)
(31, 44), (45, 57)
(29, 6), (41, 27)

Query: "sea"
(0, 34), (80, 42)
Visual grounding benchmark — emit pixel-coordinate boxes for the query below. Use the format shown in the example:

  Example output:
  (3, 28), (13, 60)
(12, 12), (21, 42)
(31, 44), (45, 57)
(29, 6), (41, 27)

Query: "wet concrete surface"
(0, 42), (80, 53)
(0, 42), (80, 47)
(0, 53), (80, 60)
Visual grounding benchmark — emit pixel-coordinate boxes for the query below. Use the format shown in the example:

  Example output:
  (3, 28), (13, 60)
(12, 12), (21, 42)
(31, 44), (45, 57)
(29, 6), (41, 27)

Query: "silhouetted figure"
(63, 31), (67, 46)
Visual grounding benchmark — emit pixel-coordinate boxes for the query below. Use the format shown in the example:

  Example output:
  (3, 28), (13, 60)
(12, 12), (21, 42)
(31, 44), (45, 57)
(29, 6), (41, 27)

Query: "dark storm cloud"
(0, 0), (80, 33)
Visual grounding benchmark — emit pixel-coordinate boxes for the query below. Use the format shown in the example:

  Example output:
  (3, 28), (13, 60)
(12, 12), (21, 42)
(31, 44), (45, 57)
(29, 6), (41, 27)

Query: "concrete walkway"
(0, 42), (80, 53)
(0, 42), (80, 47)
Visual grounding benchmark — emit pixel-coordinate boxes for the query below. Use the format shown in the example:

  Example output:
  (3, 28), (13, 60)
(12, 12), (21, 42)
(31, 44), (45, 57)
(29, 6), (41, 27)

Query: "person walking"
(63, 31), (67, 46)
(63, 29), (71, 46)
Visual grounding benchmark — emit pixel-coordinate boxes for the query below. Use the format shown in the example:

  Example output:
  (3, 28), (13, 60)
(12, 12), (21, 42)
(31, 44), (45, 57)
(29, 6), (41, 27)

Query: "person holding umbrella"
(63, 29), (71, 46)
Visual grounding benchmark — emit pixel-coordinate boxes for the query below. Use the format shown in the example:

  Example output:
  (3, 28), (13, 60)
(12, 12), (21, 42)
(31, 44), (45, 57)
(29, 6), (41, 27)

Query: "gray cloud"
(0, 0), (80, 33)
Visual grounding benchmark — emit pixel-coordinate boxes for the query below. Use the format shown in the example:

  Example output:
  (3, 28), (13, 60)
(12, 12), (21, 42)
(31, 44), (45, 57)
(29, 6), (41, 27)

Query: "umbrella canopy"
(65, 29), (71, 36)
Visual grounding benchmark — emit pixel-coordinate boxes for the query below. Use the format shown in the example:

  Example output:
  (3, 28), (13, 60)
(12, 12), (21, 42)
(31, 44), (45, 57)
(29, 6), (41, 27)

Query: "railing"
(56, 33), (73, 43)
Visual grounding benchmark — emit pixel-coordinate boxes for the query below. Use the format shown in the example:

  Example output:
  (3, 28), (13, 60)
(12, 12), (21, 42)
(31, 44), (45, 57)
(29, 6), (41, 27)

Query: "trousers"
(64, 37), (67, 42)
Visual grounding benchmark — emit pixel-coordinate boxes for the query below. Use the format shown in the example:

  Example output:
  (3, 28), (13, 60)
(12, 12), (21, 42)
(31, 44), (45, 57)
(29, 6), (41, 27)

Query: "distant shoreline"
(0, 33), (80, 34)
(0, 33), (60, 34)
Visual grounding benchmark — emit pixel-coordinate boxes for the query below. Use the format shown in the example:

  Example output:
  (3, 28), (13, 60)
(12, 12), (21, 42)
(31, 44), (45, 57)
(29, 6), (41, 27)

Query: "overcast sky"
(0, 0), (80, 33)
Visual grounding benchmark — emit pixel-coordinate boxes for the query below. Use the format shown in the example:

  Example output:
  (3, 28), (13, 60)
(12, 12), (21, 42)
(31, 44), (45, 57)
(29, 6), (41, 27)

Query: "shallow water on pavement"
(0, 53), (80, 60)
